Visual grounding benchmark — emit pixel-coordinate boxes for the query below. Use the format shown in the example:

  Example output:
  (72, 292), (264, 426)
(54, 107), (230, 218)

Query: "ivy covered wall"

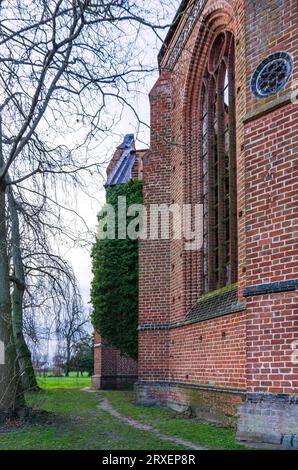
(91, 180), (143, 359)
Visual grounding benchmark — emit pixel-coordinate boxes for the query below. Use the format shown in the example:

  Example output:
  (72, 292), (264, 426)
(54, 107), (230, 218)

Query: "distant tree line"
(52, 335), (94, 377)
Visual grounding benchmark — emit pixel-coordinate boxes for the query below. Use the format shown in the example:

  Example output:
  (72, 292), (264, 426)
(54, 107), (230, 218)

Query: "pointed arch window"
(201, 32), (237, 292)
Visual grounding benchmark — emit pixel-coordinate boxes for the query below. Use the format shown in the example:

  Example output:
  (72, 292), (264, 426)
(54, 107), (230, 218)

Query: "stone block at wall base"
(237, 393), (298, 448)
(92, 374), (101, 389)
(92, 375), (138, 390)
(135, 381), (245, 428)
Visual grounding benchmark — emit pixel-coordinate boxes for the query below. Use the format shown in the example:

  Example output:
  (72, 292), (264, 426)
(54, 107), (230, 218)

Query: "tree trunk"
(0, 186), (25, 421)
(8, 190), (39, 392)
(65, 340), (71, 377)
(65, 360), (70, 376)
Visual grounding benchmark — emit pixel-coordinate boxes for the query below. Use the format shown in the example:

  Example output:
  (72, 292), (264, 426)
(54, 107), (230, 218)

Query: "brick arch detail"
(182, 6), (237, 312)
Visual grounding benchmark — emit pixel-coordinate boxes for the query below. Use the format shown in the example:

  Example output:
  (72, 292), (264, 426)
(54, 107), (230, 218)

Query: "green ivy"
(91, 180), (143, 359)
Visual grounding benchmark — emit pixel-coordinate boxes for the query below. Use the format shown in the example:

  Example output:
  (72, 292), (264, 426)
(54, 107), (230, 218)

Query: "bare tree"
(0, 167), (25, 419)
(23, 250), (86, 378)
(70, 334), (94, 377)
(8, 183), (84, 391)
(0, 0), (178, 417)
(56, 293), (89, 377)
(10, 186), (87, 389)
(8, 187), (39, 392)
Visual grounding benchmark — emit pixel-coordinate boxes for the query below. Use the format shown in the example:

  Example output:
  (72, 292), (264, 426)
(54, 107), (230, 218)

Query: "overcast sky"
(61, 21), (171, 312)
(26, 1), (182, 360)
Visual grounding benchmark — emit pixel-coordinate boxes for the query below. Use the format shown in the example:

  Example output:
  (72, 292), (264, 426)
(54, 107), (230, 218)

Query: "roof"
(117, 133), (134, 150)
(158, 0), (191, 66)
(106, 148), (136, 186)
(158, 0), (209, 68)
(186, 285), (246, 323)
(106, 134), (146, 186)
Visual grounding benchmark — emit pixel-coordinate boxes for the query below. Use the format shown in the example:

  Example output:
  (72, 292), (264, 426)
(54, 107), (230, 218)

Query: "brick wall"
(244, 0), (298, 397)
(93, 333), (137, 389)
(246, 294), (297, 394)
(139, 0), (248, 390)
(168, 313), (246, 389)
(139, 312), (247, 388)
(243, 104), (298, 395)
(131, 150), (146, 180)
(138, 72), (173, 382)
(137, 0), (298, 446)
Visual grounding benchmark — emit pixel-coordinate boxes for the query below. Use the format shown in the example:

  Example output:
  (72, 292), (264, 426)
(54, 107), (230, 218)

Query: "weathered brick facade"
(93, 332), (138, 389)
(136, 0), (298, 446)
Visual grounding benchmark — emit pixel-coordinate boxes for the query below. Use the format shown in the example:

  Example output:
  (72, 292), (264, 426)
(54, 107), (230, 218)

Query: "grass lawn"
(36, 372), (92, 389)
(101, 390), (247, 451)
(0, 376), (247, 450)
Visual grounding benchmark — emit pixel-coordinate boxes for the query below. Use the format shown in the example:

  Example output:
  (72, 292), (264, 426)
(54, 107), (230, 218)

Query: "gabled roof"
(106, 148), (136, 186)
(106, 134), (136, 186)
(117, 133), (134, 150)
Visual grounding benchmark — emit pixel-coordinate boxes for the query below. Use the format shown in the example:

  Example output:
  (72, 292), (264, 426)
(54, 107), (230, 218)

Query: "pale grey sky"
(30, 1), (182, 361)
(61, 27), (166, 311)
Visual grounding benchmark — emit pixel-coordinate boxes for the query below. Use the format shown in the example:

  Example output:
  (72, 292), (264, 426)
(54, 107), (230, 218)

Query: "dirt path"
(82, 389), (206, 450)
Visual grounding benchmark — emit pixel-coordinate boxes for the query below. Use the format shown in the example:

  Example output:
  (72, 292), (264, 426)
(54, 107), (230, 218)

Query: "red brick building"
(136, 0), (298, 447)
(93, 333), (138, 389)
(92, 135), (146, 389)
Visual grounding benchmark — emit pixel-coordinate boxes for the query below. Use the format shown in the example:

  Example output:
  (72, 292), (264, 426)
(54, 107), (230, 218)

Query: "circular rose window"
(251, 52), (293, 98)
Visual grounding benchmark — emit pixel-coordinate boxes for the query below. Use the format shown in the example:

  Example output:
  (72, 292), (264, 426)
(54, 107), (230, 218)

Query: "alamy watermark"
(97, 197), (203, 251)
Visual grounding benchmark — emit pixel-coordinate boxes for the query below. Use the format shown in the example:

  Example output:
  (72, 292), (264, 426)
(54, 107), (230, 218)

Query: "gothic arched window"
(201, 31), (237, 292)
